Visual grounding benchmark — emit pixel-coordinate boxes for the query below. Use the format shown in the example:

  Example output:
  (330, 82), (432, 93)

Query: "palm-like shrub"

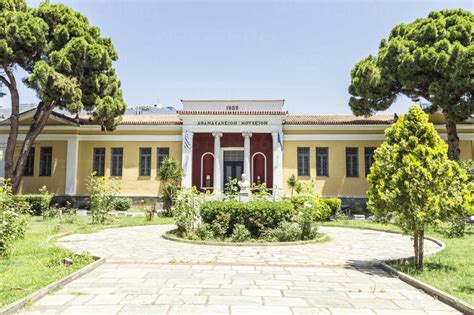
(157, 157), (184, 214)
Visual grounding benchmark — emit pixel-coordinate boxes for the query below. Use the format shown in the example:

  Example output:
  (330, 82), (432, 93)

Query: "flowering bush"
(172, 187), (205, 235)
(0, 179), (29, 256)
(86, 173), (119, 224)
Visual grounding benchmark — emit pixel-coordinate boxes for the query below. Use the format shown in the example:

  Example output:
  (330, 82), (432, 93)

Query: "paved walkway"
(19, 226), (460, 314)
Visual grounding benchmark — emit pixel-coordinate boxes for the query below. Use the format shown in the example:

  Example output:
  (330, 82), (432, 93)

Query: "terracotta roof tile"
(177, 110), (288, 115)
(284, 114), (395, 125)
(77, 114), (182, 125)
(50, 111), (395, 126)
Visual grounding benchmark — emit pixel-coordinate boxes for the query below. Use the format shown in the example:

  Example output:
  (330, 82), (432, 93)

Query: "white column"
(242, 132), (252, 182)
(181, 130), (194, 187)
(65, 136), (79, 195)
(0, 141), (7, 179)
(272, 131), (283, 199)
(212, 132), (222, 194)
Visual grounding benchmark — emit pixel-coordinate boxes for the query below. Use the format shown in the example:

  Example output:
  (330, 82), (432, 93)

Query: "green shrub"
(291, 196), (330, 238)
(251, 183), (272, 201)
(112, 197), (133, 211)
(224, 178), (239, 200)
(0, 181), (29, 256)
(86, 174), (119, 224)
(269, 221), (302, 242)
(145, 207), (155, 221)
(61, 207), (77, 224)
(195, 223), (214, 240)
(172, 187), (205, 234)
(458, 159), (473, 183)
(201, 200), (296, 236)
(42, 207), (59, 220)
(321, 198), (342, 216)
(210, 212), (230, 239)
(230, 224), (251, 242)
(17, 195), (51, 216)
(467, 204), (474, 216)
(291, 196), (332, 221)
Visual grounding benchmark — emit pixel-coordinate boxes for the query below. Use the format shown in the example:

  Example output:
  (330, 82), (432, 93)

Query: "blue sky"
(4, 0), (473, 114)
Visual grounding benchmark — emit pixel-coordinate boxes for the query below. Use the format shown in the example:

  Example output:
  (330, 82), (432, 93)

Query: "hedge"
(201, 200), (296, 236)
(16, 195), (53, 216)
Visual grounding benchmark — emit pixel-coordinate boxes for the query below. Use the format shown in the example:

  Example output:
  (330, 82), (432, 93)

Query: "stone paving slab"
(18, 263), (459, 314)
(16, 225), (458, 314)
(55, 225), (442, 265)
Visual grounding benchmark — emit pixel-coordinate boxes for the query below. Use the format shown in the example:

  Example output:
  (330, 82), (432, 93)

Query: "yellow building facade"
(0, 100), (472, 200)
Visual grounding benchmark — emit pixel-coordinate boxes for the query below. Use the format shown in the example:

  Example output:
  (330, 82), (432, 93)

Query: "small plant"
(0, 179), (29, 256)
(18, 186), (54, 216)
(224, 178), (239, 200)
(286, 174), (300, 197)
(86, 173), (119, 224)
(230, 224), (251, 242)
(145, 206), (155, 221)
(172, 187), (204, 235)
(298, 180), (319, 197)
(270, 221), (302, 242)
(210, 212), (230, 239)
(251, 183), (271, 201)
(42, 207), (59, 220)
(61, 207), (77, 224)
(112, 197), (133, 211)
(195, 223), (213, 240)
(321, 198), (342, 216)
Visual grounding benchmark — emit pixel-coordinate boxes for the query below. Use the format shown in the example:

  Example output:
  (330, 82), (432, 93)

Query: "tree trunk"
(2, 65), (20, 181)
(444, 113), (460, 160)
(418, 230), (424, 270)
(413, 229), (424, 270)
(11, 102), (55, 194)
(413, 230), (419, 268)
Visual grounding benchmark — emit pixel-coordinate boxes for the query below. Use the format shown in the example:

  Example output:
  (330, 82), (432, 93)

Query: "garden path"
(18, 226), (460, 314)
(55, 225), (441, 265)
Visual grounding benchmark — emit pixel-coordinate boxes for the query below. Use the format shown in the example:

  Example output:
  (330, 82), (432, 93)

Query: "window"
(111, 148), (123, 176)
(93, 148), (106, 176)
(24, 147), (35, 176)
(297, 147), (310, 176)
(157, 147), (170, 170)
(346, 147), (359, 177)
(316, 147), (329, 177)
(139, 148), (152, 176)
(39, 147), (52, 176)
(365, 147), (376, 176)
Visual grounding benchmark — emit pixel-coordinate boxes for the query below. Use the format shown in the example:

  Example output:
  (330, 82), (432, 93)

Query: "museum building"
(0, 100), (473, 201)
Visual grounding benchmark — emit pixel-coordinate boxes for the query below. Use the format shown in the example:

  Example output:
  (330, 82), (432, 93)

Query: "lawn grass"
(0, 215), (174, 307)
(321, 220), (474, 305)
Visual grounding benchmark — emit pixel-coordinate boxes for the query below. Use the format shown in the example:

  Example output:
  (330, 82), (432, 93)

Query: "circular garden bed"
(172, 189), (340, 245)
(163, 228), (328, 246)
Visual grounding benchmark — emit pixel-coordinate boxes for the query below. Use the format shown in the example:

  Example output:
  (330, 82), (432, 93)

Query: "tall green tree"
(368, 106), (471, 269)
(0, 0), (125, 193)
(349, 9), (473, 160)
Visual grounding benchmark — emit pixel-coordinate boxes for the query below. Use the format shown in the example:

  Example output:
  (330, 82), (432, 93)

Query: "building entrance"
(223, 150), (244, 187)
